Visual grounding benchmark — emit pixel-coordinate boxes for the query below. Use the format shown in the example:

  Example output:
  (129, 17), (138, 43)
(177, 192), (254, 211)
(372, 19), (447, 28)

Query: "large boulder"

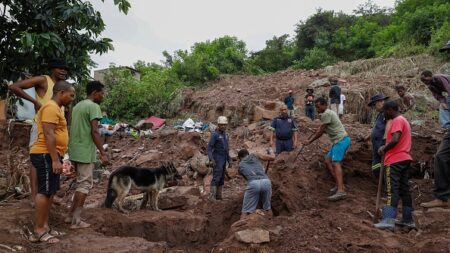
(253, 106), (278, 122)
(135, 151), (162, 166)
(413, 208), (450, 231)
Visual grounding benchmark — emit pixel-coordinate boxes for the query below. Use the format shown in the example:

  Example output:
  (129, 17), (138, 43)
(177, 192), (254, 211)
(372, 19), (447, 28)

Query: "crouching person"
(29, 81), (75, 243)
(375, 101), (414, 230)
(238, 149), (273, 219)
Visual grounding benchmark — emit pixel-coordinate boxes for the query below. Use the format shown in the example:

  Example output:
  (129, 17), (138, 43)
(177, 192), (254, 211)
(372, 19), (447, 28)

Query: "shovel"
(374, 159), (384, 222)
(294, 145), (305, 161)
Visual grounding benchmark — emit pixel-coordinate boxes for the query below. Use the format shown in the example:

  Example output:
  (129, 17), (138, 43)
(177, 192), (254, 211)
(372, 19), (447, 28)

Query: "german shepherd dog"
(104, 162), (182, 213)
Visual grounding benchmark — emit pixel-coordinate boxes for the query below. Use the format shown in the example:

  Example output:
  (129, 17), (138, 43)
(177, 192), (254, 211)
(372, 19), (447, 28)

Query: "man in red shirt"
(374, 101), (414, 230)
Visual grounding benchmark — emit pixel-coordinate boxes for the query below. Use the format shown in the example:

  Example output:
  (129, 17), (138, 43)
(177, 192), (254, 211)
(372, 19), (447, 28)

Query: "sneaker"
(420, 199), (448, 208)
(328, 191), (347, 201)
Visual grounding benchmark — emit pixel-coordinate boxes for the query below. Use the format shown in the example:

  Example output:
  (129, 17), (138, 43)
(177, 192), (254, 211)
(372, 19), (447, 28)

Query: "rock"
(158, 186), (201, 210)
(413, 208), (450, 231)
(179, 143), (198, 160)
(263, 101), (277, 110)
(112, 149), (121, 153)
(248, 122), (259, 131)
(135, 152), (162, 165)
(235, 228), (270, 244)
(253, 106), (278, 122)
(189, 153), (210, 175)
(310, 78), (330, 88)
(244, 141), (256, 149)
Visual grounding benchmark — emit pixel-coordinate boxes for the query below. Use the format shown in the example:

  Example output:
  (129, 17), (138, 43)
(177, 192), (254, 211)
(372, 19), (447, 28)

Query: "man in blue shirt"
(207, 116), (231, 200)
(269, 105), (299, 154)
(284, 90), (295, 118)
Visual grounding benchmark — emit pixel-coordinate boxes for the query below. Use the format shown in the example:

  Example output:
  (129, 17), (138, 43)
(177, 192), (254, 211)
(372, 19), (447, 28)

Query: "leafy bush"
(292, 47), (336, 70)
(102, 64), (184, 122)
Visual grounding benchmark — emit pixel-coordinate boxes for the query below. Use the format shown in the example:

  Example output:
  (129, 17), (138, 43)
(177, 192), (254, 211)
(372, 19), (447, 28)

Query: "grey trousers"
(434, 131), (450, 201)
(242, 179), (272, 213)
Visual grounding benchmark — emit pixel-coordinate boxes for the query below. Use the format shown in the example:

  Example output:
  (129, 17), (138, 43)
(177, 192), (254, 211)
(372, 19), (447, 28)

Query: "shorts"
(29, 121), (38, 148)
(73, 162), (95, 194)
(330, 104), (339, 114)
(30, 154), (61, 196)
(242, 179), (272, 213)
(327, 136), (351, 162)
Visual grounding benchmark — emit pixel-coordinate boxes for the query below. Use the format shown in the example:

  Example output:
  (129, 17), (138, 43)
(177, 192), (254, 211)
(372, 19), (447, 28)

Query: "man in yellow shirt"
(28, 81), (75, 244)
(8, 59), (68, 207)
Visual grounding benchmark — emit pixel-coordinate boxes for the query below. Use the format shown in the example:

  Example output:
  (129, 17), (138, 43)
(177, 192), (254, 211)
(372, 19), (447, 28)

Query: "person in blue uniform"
(269, 105), (299, 154)
(208, 116), (231, 200)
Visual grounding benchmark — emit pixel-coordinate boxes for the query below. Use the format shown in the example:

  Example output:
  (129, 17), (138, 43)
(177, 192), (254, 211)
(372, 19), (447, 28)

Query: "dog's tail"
(104, 172), (118, 208)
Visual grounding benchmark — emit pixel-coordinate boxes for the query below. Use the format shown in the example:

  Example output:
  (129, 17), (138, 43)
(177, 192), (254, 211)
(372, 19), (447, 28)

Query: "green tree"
(292, 47), (335, 70)
(165, 36), (249, 85)
(0, 0), (130, 82)
(249, 34), (295, 73)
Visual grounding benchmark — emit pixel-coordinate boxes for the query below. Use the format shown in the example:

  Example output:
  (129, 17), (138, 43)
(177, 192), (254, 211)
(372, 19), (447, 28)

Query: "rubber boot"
(216, 186), (223, 200)
(209, 186), (217, 201)
(374, 206), (397, 231)
(396, 206), (416, 228)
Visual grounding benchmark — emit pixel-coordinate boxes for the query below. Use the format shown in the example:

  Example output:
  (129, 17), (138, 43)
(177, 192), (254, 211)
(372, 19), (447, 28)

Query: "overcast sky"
(90, 0), (396, 71)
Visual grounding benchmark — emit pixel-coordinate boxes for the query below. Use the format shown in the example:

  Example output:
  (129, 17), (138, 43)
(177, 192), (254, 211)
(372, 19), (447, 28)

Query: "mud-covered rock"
(235, 228), (270, 244)
(158, 186), (201, 210)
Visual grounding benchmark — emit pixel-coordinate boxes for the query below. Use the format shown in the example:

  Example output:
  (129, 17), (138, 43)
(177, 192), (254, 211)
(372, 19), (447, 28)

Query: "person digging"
(303, 97), (351, 201)
(207, 116), (231, 200)
(374, 101), (415, 230)
(238, 149), (273, 219)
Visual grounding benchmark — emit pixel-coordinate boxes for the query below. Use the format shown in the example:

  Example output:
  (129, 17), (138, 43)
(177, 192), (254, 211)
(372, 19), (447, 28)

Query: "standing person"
(395, 86), (416, 113)
(8, 58), (69, 207)
(67, 81), (109, 229)
(304, 97), (351, 201)
(329, 78), (341, 115)
(284, 90), (295, 118)
(374, 101), (414, 230)
(237, 149), (273, 219)
(28, 81), (75, 243)
(338, 92), (346, 118)
(365, 94), (390, 179)
(304, 88), (315, 120)
(269, 105), (299, 155)
(207, 116), (231, 201)
(438, 40), (450, 74)
(420, 71), (450, 208)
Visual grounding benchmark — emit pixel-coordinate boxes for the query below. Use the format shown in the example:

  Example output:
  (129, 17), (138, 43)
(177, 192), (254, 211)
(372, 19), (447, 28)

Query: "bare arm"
(305, 124), (327, 145)
(90, 119), (109, 165)
(379, 132), (401, 155)
(8, 76), (47, 111)
(42, 122), (63, 174)
(255, 153), (275, 161)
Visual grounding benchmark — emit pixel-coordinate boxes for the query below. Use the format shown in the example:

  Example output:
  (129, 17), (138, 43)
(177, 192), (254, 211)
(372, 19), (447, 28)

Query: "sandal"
(48, 228), (66, 237)
(28, 231), (59, 244)
(70, 220), (91, 229)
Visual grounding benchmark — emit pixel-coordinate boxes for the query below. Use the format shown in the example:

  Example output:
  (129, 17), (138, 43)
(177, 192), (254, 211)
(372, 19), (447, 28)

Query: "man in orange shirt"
(28, 81), (75, 244)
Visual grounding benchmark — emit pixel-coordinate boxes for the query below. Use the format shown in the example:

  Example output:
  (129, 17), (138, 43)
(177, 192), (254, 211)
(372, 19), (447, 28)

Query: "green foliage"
(0, 0), (130, 82)
(102, 64), (183, 122)
(287, 0), (450, 68)
(292, 47), (336, 70)
(249, 35), (295, 73)
(165, 36), (248, 86)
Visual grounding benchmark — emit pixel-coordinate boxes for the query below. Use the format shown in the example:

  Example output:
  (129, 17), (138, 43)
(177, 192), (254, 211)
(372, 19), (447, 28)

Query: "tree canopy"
(0, 0), (130, 82)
